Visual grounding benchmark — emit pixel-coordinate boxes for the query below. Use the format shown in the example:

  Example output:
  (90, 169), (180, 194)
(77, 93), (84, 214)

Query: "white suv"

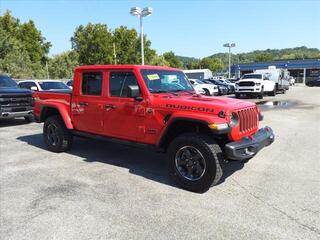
(189, 79), (219, 96)
(18, 80), (71, 92)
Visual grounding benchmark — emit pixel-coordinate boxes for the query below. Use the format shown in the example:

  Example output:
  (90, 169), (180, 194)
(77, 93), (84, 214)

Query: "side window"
(82, 72), (102, 95)
(109, 72), (139, 97)
(19, 82), (27, 89)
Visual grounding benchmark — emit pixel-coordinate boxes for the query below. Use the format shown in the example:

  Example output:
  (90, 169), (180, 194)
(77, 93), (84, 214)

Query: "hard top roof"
(75, 64), (180, 71)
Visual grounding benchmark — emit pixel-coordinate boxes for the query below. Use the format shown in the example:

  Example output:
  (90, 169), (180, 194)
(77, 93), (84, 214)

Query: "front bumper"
(0, 110), (33, 119)
(236, 86), (261, 93)
(225, 126), (275, 160)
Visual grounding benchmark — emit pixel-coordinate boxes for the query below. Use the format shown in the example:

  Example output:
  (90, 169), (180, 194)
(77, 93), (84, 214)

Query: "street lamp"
(130, 7), (153, 65)
(223, 43), (236, 78)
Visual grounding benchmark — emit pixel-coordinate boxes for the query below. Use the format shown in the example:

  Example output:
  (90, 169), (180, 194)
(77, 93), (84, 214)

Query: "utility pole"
(130, 7), (153, 65)
(113, 42), (117, 64)
(223, 43), (236, 78)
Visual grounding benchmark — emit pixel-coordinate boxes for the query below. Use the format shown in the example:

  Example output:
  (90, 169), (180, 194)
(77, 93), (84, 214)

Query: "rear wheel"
(167, 133), (223, 193)
(43, 115), (73, 152)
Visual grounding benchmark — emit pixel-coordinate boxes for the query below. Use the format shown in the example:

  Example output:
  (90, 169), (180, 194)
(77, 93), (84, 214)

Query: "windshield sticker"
(147, 74), (160, 81)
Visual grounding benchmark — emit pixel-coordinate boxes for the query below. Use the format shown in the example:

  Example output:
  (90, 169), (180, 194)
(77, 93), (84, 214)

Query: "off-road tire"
(43, 115), (73, 152)
(167, 133), (223, 193)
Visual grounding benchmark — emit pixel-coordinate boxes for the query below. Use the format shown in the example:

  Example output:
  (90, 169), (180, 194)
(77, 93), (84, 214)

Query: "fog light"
(208, 123), (229, 131)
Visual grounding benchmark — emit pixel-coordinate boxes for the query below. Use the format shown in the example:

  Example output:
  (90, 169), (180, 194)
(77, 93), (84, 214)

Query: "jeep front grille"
(237, 107), (258, 133)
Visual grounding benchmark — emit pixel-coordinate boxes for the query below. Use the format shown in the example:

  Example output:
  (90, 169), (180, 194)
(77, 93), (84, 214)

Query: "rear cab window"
(81, 72), (103, 96)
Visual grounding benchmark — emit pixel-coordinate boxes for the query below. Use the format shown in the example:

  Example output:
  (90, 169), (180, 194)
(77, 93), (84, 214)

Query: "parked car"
(202, 80), (228, 95)
(206, 79), (233, 94)
(33, 64), (274, 193)
(18, 80), (71, 92)
(306, 77), (320, 87)
(189, 79), (219, 96)
(0, 74), (33, 122)
(289, 76), (295, 86)
(227, 78), (239, 84)
(66, 80), (73, 89)
(220, 79), (236, 88)
(235, 73), (276, 99)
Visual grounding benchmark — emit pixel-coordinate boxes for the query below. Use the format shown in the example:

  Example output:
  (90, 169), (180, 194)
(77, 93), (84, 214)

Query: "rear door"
(72, 71), (105, 134)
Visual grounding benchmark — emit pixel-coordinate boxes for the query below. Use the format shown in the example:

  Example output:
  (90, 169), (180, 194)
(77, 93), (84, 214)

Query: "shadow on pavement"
(0, 118), (31, 127)
(17, 133), (245, 190)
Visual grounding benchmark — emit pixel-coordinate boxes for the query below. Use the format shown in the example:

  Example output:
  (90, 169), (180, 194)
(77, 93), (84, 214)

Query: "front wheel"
(43, 115), (73, 152)
(203, 88), (210, 96)
(258, 88), (264, 99)
(167, 133), (223, 193)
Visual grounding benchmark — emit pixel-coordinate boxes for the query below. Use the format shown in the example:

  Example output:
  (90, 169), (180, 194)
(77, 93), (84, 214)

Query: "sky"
(1, 0), (319, 58)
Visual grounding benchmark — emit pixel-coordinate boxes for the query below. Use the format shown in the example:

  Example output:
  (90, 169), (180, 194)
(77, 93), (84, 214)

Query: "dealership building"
(231, 59), (320, 84)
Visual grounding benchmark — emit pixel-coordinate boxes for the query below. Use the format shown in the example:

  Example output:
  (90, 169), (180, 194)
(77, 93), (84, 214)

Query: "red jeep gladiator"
(33, 65), (274, 193)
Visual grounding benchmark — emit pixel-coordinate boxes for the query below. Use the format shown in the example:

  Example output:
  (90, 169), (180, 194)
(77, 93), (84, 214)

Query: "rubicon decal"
(166, 104), (214, 113)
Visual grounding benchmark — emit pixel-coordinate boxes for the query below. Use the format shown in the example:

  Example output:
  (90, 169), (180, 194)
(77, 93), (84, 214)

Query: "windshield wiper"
(152, 90), (178, 96)
(172, 89), (194, 95)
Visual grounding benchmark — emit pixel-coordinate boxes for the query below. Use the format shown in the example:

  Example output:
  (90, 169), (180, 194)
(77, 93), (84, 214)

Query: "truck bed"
(33, 91), (72, 119)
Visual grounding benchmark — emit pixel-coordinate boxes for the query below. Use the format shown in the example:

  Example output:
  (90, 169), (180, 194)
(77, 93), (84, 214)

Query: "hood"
(155, 94), (256, 115)
(0, 87), (32, 96)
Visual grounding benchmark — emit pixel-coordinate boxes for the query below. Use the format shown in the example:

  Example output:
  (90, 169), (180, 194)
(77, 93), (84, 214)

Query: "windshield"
(195, 79), (205, 84)
(0, 75), (18, 88)
(39, 81), (69, 90)
(242, 74), (262, 79)
(140, 70), (194, 93)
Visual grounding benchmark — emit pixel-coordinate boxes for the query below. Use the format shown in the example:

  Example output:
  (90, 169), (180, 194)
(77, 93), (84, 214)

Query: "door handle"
(105, 104), (116, 109)
(79, 102), (88, 106)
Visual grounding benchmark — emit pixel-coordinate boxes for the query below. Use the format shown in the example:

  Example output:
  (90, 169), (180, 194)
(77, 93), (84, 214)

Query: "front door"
(103, 71), (146, 140)
(72, 71), (105, 134)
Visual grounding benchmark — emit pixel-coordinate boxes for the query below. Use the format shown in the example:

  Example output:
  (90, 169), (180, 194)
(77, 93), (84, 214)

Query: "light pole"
(223, 43), (236, 78)
(130, 7), (153, 65)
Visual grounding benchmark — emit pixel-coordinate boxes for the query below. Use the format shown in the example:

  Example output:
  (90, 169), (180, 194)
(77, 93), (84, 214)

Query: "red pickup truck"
(33, 65), (274, 193)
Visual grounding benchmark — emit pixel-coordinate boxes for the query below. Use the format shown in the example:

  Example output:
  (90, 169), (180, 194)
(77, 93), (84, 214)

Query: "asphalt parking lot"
(1, 86), (319, 240)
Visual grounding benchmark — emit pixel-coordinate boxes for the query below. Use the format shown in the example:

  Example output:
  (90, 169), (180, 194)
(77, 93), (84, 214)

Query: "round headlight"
(230, 112), (239, 127)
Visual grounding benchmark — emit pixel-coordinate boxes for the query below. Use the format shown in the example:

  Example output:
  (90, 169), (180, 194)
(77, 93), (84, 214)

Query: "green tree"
(18, 20), (51, 63)
(71, 23), (113, 65)
(137, 36), (157, 65)
(163, 51), (183, 68)
(0, 10), (51, 78)
(255, 53), (273, 62)
(48, 51), (79, 79)
(200, 58), (224, 72)
(112, 26), (139, 64)
(149, 55), (169, 66)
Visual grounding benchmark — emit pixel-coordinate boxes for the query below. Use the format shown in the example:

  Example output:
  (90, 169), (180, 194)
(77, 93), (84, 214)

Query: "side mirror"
(30, 86), (38, 91)
(127, 85), (142, 100)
